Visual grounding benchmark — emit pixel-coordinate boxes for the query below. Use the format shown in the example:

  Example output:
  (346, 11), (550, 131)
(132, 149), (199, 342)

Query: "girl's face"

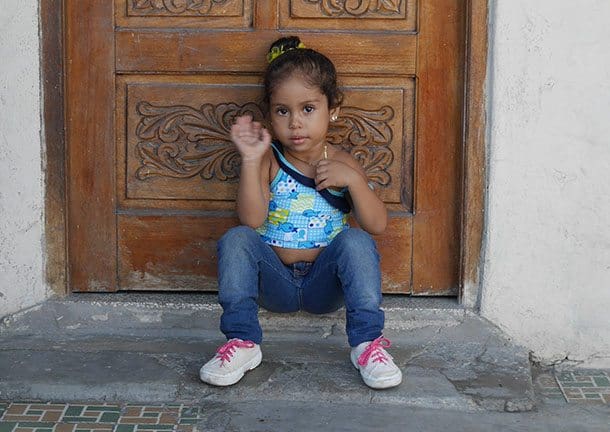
(269, 74), (340, 155)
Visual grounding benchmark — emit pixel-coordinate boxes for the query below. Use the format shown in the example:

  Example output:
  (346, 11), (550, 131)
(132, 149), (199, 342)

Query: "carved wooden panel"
(118, 76), (414, 212)
(280, 0), (417, 31)
(118, 212), (412, 292)
(115, 0), (252, 28)
(118, 215), (237, 290)
(115, 31), (416, 75)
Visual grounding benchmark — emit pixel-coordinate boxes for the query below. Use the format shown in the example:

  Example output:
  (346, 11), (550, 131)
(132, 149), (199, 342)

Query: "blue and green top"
(256, 142), (351, 249)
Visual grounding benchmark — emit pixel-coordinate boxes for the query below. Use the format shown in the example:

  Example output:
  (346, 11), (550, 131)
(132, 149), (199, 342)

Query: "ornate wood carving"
(303, 0), (402, 17)
(135, 101), (263, 181)
(134, 101), (395, 187)
(328, 106), (395, 186)
(130, 0), (235, 16)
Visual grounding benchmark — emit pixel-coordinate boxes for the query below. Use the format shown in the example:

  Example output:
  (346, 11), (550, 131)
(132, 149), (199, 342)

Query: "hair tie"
(266, 42), (306, 64)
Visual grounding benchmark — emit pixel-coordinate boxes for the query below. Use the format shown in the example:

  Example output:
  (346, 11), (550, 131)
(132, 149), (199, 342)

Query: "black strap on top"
(271, 142), (351, 213)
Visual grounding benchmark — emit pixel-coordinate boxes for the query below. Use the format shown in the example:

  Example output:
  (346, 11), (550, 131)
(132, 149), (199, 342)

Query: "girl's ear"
(330, 106), (340, 122)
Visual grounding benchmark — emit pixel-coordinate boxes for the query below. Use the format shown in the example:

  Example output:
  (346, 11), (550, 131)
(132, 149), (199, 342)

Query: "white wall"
(0, 0), (48, 317)
(481, 0), (610, 367)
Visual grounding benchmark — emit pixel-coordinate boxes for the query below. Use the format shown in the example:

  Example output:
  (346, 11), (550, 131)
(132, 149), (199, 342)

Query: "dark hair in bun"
(262, 36), (343, 113)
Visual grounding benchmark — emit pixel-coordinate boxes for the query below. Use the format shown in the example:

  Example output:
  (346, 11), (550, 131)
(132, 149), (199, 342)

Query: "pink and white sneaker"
(350, 336), (403, 389)
(199, 338), (262, 386)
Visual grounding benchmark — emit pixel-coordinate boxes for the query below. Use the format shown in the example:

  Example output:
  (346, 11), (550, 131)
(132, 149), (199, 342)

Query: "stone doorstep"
(0, 295), (536, 413)
(0, 294), (468, 337)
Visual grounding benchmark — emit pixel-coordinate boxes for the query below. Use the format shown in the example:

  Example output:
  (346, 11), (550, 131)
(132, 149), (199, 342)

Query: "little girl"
(199, 36), (402, 390)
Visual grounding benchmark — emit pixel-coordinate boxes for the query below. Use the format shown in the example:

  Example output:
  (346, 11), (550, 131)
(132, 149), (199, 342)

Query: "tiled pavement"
(0, 403), (201, 432)
(1, 370), (607, 432)
(555, 370), (610, 403)
(534, 369), (610, 404)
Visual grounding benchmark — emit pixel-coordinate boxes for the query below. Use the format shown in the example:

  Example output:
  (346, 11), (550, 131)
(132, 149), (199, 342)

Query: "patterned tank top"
(256, 142), (350, 249)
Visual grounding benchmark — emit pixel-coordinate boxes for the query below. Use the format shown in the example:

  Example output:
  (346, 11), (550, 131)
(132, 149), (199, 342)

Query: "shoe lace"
(358, 336), (392, 366)
(216, 339), (255, 365)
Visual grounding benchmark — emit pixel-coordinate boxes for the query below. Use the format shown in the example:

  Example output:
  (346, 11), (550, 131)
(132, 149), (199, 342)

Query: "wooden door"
(66, 1), (465, 295)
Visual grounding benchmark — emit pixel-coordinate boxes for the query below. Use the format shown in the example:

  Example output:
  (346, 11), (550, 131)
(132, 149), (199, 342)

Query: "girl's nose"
(289, 114), (301, 129)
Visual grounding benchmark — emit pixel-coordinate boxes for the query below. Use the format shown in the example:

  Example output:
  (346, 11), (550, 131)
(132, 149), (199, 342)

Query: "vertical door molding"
(64, 1), (117, 291)
(460, 0), (489, 308)
(41, 0), (67, 295)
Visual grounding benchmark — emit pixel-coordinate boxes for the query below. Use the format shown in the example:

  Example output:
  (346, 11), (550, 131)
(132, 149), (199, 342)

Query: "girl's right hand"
(231, 115), (271, 163)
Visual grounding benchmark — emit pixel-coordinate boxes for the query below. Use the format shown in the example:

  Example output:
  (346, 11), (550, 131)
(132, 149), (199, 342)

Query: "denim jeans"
(216, 226), (385, 347)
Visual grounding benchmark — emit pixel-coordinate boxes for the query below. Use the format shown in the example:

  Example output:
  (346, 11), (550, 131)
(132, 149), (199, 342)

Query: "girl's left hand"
(314, 159), (361, 191)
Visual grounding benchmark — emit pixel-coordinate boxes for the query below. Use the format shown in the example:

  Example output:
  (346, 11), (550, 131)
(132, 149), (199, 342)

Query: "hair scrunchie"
(266, 41), (306, 64)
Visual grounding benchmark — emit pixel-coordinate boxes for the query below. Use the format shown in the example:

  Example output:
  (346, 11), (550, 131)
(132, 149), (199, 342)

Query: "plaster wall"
(0, 0), (48, 317)
(481, 0), (610, 367)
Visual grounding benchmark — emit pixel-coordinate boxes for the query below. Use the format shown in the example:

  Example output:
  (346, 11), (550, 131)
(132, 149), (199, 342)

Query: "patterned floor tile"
(0, 402), (208, 432)
(555, 370), (610, 403)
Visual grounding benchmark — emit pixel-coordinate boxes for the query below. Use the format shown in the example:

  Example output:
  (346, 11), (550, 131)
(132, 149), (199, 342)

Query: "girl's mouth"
(290, 136), (307, 144)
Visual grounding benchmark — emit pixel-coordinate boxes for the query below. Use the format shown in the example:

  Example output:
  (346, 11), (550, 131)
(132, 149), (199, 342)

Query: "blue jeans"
(217, 226), (385, 347)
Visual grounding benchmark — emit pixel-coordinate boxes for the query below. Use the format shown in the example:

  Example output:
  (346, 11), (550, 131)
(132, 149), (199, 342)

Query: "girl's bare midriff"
(272, 245), (324, 264)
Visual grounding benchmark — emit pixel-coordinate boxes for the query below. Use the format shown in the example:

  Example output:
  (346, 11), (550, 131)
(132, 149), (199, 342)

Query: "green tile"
(85, 406), (121, 412)
(560, 382), (594, 387)
(65, 406), (85, 416)
(62, 416), (99, 423)
(75, 429), (92, 432)
(584, 393), (602, 399)
(0, 422), (17, 432)
(36, 429), (53, 432)
(15, 422), (56, 428)
(136, 426), (175, 430)
(573, 370), (601, 376)
(593, 377), (610, 386)
(25, 410), (44, 415)
(99, 412), (120, 423)
(115, 425), (135, 432)
(142, 413), (159, 418)
(178, 419), (198, 425)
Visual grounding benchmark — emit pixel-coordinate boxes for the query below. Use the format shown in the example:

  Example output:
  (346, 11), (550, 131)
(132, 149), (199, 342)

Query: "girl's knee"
(333, 228), (379, 259)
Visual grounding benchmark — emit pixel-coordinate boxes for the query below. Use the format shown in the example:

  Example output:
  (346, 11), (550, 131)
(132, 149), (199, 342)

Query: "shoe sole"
(350, 355), (403, 389)
(200, 350), (262, 387)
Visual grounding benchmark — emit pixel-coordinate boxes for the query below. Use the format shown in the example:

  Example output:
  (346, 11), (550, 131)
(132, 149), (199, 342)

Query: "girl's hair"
(262, 36), (343, 113)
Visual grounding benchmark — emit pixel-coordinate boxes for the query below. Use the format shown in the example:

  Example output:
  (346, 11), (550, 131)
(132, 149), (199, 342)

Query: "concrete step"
(0, 294), (536, 412)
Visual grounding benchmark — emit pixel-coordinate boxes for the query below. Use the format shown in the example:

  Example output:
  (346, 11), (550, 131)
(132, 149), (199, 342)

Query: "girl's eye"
(275, 108), (288, 116)
(304, 105), (315, 113)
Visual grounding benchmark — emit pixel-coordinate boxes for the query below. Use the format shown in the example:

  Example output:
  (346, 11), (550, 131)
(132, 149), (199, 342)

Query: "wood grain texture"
(411, 0), (466, 295)
(116, 76), (413, 209)
(118, 214), (411, 292)
(460, 0), (488, 307)
(118, 215), (237, 290)
(115, 0), (253, 28)
(66, 0), (117, 292)
(280, 0), (417, 31)
(254, 0), (277, 29)
(41, 0), (67, 295)
(115, 31), (416, 76)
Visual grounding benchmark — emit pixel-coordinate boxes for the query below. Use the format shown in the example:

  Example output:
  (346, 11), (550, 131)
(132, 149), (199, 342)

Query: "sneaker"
(350, 336), (402, 389)
(199, 338), (262, 386)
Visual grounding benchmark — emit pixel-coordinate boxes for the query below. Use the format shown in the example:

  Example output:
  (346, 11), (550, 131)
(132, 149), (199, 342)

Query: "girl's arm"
(314, 152), (387, 235)
(231, 116), (272, 228)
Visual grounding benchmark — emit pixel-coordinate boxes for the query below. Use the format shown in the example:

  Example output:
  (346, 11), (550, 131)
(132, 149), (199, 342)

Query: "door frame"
(41, 0), (488, 308)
